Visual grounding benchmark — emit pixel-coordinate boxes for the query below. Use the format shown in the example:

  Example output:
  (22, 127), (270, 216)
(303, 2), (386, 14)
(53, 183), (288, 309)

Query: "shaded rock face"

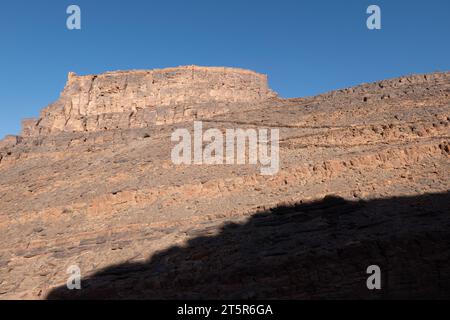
(47, 193), (450, 300)
(21, 66), (277, 136)
(0, 67), (449, 299)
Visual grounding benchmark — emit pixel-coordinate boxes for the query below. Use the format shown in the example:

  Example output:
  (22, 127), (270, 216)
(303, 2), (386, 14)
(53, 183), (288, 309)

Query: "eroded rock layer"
(20, 66), (277, 136)
(0, 67), (449, 299)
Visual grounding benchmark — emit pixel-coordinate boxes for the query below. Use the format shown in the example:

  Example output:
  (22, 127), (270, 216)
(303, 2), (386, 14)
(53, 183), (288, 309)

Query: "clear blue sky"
(0, 0), (449, 138)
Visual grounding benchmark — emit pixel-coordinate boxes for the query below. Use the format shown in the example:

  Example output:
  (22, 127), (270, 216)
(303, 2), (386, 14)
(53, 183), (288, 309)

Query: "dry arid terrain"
(0, 66), (449, 299)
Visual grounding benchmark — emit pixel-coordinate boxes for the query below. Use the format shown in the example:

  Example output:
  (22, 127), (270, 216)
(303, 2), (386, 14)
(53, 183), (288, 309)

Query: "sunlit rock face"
(0, 69), (449, 299)
(20, 66), (278, 136)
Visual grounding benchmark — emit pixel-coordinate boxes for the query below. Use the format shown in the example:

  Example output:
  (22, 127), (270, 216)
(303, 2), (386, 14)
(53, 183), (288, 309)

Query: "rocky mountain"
(0, 66), (449, 299)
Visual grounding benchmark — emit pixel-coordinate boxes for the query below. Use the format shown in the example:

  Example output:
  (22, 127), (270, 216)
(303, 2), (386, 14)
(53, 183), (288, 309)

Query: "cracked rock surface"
(0, 67), (449, 299)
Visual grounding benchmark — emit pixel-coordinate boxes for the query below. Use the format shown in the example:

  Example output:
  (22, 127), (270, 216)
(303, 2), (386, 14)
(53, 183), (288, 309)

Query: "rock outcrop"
(0, 67), (449, 299)
(21, 66), (277, 136)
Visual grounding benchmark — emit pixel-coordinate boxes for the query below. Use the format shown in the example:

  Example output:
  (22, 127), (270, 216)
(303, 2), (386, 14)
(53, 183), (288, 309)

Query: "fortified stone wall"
(21, 66), (277, 136)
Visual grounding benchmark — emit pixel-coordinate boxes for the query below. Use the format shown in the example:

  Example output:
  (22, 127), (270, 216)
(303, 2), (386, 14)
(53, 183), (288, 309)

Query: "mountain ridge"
(0, 68), (449, 299)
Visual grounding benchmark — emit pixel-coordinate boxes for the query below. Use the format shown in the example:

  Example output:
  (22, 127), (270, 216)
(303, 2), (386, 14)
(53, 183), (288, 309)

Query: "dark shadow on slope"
(47, 192), (450, 299)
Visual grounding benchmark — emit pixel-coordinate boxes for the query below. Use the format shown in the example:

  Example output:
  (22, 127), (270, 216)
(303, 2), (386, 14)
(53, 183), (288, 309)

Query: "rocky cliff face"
(0, 67), (449, 299)
(21, 66), (277, 136)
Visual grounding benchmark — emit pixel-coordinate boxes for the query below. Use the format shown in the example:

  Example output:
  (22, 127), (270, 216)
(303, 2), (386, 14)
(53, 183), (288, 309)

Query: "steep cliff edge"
(19, 66), (277, 136)
(0, 68), (449, 299)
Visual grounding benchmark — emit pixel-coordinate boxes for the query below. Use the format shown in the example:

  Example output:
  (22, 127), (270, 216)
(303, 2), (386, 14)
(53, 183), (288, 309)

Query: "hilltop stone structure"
(0, 67), (449, 299)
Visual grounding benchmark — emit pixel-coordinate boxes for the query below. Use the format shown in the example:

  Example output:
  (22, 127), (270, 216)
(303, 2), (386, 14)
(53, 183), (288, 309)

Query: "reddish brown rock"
(0, 67), (449, 299)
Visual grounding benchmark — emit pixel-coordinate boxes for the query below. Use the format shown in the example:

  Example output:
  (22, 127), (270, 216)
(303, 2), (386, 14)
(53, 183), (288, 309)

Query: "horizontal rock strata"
(0, 67), (449, 299)
(21, 66), (277, 136)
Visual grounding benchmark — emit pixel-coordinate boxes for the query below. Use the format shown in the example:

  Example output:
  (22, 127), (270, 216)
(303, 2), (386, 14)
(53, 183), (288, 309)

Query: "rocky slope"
(0, 66), (449, 299)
